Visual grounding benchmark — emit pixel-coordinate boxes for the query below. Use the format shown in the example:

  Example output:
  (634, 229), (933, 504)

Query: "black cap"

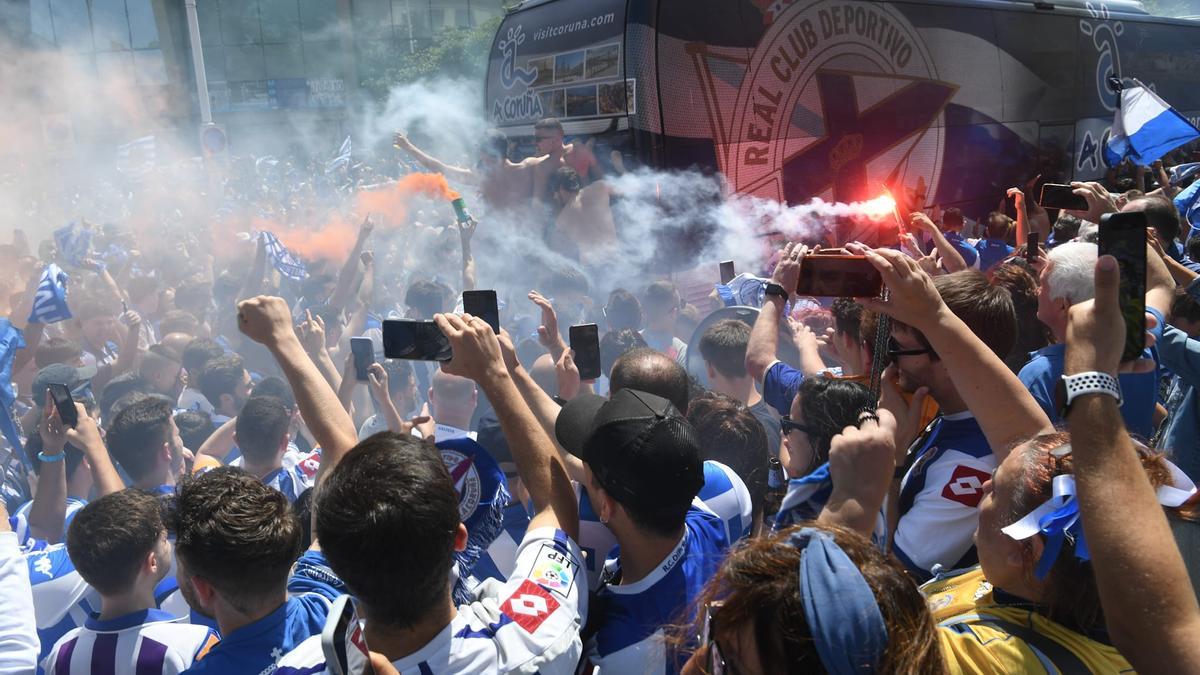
(31, 363), (97, 406)
(555, 389), (704, 512)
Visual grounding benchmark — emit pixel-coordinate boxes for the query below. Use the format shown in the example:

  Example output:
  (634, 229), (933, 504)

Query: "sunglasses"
(700, 601), (739, 675)
(781, 415), (823, 437)
(887, 337), (935, 362)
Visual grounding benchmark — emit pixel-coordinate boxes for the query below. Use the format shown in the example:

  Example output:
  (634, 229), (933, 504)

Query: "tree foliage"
(359, 16), (503, 101)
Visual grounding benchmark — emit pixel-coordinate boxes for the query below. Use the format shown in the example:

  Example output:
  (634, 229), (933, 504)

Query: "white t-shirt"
(274, 527), (586, 675)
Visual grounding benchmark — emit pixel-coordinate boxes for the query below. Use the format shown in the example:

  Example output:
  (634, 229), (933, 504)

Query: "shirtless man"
(393, 129), (534, 213)
(529, 118), (603, 201)
(547, 167), (616, 266)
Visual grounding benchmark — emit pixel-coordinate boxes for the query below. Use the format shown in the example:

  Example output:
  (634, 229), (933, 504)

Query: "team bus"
(485, 0), (1200, 217)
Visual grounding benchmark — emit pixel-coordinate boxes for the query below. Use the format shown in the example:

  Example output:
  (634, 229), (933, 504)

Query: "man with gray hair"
(1019, 240), (1174, 437)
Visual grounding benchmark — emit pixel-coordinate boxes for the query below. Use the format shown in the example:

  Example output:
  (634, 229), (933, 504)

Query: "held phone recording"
(321, 594), (374, 675)
(1026, 232), (1040, 265)
(1099, 212), (1148, 362)
(47, 383), (78, 429)
(796, 255), (884, 298)
(350, 337), (374, 382)
(382, 320), (453, 362)
(569, 324), (602, 381)
(1039, 183), (1090, 211)
(719, 261), (736, 284)
(463, 289), (500, 334)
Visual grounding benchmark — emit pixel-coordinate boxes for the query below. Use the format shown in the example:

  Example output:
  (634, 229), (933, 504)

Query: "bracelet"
(37, 451), (65, 463)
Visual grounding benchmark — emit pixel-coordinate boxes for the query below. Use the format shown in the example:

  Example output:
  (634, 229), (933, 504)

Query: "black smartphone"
(350, 337), (374, 382)
(47, 382), (78, 429)
(1099, 212), (1148, 362)
(463, 289), (500, 334)
(1039, 183), (1089, 211)
(569, 324), (602, 380)
(382, 320), (453, 362)
(796, 255), (884, 297)
(1026, 232), (1040, 265)
(719, 261), (736, 284)
(320, 594), (374, 675)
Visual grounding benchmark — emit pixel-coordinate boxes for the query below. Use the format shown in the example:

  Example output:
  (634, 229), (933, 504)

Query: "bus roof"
(503, 0), (1154, 16)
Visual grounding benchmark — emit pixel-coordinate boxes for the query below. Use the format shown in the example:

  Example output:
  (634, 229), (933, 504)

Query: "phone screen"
(719, 261), (736, 284)
(47, 383), (78, 429)
(322, 595), (374, 675)
(1099, 213), (1148, 362)
(350, 337), (374, 382)
(795, 256), (883, 298)
(1038, 183), (1089, 211)
(570, 324), (602, 380)
(1026, 232), (1040, 265)
(382, 320), (453, 362)
(463, 290), (500, 334)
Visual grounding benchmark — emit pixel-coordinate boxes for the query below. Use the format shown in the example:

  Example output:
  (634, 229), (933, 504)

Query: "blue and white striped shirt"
(41, 608), (219, 675)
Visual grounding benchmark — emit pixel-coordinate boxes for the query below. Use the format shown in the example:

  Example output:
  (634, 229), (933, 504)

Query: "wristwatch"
(764, 282), (789, 301)
(1057, 371), (1122, 418)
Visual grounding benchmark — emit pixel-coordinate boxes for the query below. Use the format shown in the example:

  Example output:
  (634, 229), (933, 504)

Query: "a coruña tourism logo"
(690, 0), (957, 213)
(493, 25), (544, 124)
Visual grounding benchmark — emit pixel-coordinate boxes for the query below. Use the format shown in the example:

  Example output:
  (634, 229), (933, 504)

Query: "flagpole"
(184, 0), (213, 126)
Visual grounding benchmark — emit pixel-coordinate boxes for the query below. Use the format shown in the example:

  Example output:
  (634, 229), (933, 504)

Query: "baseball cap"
(555, 388), (704, 513)
(31, 363), (97, 406)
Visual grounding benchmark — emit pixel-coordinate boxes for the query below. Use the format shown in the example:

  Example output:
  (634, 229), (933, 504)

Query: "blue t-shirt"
(944, 232), (980, 269)
(1018, 307), (1164, 439)
(181, 551), (342, 675)
(763, 361), (803, 416)
(587, 507), (730, 674)
(974, 238), (1014, 271)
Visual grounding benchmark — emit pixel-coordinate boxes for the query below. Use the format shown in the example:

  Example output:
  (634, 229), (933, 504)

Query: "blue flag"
(1105, 80), (1200, 167)
(325, 136), (351, 174)
(1175, 179), (1200, 239)
(28, 265), (72, 325)
(53, 222), (92, 268)
(438, 436), (510, 604)
(259, 231), (309, 281)
(0, 320), (28, 471)
(1169, 162), (1200, 186)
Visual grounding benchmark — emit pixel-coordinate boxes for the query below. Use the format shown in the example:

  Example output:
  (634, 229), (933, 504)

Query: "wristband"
(37, 450), (65, 463)
(764, 282), (789, 301)
(1059, 371), (1121, 417)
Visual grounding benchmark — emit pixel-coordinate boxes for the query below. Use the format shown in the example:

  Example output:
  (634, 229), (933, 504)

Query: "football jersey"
(41, 608), (219, 675)
(468, 499), (532, 586)
(922, 566), (1133, 673)
(894, 412), (996, 581)
(587, 506), (730, 674)
(229, 445), (319, 503)
(12, 496), (86, 547)
(181, 550), (343, 675)
(25, 543), (101, 671)
(275, 527), (587, 675)
(696, 461), (753, 544)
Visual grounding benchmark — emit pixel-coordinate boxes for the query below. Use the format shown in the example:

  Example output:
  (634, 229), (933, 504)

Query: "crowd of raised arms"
(1, 118), (1200, 675)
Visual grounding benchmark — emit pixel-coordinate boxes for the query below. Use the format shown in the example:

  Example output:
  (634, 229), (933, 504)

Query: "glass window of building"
(220, 0), (262, 45)
(353, 0), (392, 40)
(264, 42), (305, 78)
(127, 0), (160, 48)
(133, 49), (168, 84)
(94, 50), (135, 83)
(203, 45), (226, 81)
(50, 0), (94, 50)
(225, 43), (267, 80)
(299, 0), (338, 41)
(429, 8), (444, 31)
(454, 8), (468, 27)
(259, 0), (301, 43)
(302, 40), (343, 77)
(197, 0), (223, 45)
(30, 0), (54, 42)
(91, 0), (132, 51)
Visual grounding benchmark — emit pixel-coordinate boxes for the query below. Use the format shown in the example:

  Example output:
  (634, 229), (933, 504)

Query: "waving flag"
(1175, 178), (1200, 238)
(0, 320), (27, 472)
(438, 436), (509, 604)
(1105, 80), (1200, 167)
(1169, 162), (1200, 186)
(259, 231), (309, 281)
(28, 265), (72, 324)
(325, 136), (351, 174)
(53, 222), (91, 267)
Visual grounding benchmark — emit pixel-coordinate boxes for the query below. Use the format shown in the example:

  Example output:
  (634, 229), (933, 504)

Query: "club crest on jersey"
(442, 448), (483, 521)
(529, 543), (578, 596)
(691, 0), (956, 239)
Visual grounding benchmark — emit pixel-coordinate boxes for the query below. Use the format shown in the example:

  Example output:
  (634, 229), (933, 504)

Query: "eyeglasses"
(781, 415), (822, 437)
(534, 135), (556, 142)
(887, 337), (935, 362)
(700, 601), (739, 675)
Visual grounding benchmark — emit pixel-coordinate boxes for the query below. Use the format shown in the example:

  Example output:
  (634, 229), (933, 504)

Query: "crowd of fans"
(0, 120), (1198, 675)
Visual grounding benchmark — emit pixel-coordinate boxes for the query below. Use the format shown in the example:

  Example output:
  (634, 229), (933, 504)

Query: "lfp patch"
(530, 543), (578, 596)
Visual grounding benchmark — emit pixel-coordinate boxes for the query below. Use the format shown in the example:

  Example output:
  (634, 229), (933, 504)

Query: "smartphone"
(463, 289), (500, 334)
(796, 255), (883, 298)
(321, 594), (374, 675)
(1099, 212), (1148, 362)
(719, 261), (736, 284)
(569, 324), (602, 380)
(382, 320), (453, 362)
(1039, 183), (1089, 211)
(47, 383), (78, 429)
(350, 337), (374, 382)
(1026, 232), (1040, 265)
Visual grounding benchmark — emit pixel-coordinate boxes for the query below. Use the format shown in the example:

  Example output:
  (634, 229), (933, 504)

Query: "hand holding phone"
(1026, 232), (1040, 265)
(795, 255), (883, 297)
(351, 337), (375, 382)
(382, 320), (453, 362)
(47, 383), (78, 429)
(321, 595), (374, 675)
(719, 261), (736, 284)
(463, 290), (500, 334)
(1098, 212), (1148, 362)
(569, 324), (602, 380)
(1039, 183), (1089, 211)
